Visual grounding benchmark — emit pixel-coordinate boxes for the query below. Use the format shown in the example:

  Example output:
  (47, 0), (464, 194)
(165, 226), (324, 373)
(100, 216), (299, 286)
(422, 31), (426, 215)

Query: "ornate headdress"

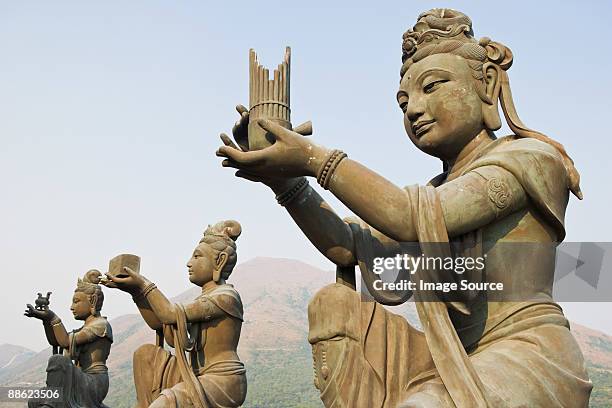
(199, 220), (242, 280)
(75, 269), (104, 312)
(401, 8), (582, 199)
(200, 220), (241, 245)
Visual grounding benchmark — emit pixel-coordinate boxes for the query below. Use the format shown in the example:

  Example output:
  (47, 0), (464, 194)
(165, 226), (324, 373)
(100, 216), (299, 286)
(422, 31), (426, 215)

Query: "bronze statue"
(103, 221), (247, 408)
(25, 270), (113, 408)
(217, 8), (592, 407)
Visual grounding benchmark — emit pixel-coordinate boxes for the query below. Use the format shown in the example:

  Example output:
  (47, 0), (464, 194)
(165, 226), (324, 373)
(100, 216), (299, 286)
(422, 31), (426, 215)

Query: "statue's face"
(187, 243), (215, 286)
(70, 292), (92, 320)
(398, 53), (485, 160)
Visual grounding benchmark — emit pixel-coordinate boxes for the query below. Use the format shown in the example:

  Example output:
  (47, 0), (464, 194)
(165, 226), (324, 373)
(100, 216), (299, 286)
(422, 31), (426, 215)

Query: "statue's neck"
(84, 314), (99, 325)
(202, 279), (225, 294)
(445, 130), (495, 181)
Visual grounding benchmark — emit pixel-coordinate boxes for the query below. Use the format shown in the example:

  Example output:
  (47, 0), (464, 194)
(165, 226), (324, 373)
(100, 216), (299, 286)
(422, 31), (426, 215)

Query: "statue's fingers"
(220, 133), (240, 150)
(104, 272), (117, 282)
(217, 146), (264, 165)
(100, 277), (117, 288)
(122, 266), (137, 277)
(236, 104), (248, 115)
(235, 170), (263, 182)
(222, 159), (241, 169)
(257, 119), (294, 142)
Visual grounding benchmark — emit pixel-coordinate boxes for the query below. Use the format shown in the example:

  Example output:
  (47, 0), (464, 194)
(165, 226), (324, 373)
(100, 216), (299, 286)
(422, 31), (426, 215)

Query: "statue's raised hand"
(230, 104), (250, 152)
(24, 303), (53, 321)
(217, 118), (326, 180)
(102, 266), (146, 295)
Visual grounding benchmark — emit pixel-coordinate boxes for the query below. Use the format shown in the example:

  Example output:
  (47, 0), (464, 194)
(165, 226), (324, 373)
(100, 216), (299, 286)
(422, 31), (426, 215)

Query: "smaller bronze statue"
(24, 270), (113, 408)
(103, 220), (247, 408)
(35, 292), (52, 311)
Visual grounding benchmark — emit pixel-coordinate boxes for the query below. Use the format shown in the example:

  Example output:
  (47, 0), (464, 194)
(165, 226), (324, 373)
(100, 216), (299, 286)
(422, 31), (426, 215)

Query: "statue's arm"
(437, 165), (527, 236)
(42, 317), (60, 347)
(326, 161), (526, 239)
(132, 297), (163, 330)
(272, 177), (407, 266)
(310, 159), (418, 242)
(143, 288), (177, 325)
(272, 179), (357, 267)
(46, 314), (71, 349)
(184, 298), (225, 323)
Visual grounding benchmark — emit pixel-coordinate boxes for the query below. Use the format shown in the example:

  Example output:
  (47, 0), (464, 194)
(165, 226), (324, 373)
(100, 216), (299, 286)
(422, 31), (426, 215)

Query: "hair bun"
(203, 220), (242, 242)
(83, 269), (102, 285)
(221, 220), (242, 241)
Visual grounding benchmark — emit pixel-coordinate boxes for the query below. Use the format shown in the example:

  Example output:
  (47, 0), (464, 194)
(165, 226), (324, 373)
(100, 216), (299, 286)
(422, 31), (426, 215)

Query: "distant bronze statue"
(103, 221), (247, 408)
(217, 8), (592, 407)
(25, 270), (113, 408)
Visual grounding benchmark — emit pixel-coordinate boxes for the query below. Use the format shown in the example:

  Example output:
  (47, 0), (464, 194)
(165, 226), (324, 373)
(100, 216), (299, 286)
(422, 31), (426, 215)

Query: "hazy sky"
(1, 1), (611, 351)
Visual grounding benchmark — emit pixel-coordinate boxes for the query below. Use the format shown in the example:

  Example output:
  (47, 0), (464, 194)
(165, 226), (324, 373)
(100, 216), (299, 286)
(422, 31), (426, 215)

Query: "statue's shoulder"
(470, 135), (568, 181)
(81, 316), (113, 342)
(197, 284), (244, 321)
(489, 135), (563, 160)
(472, 135), (570, 240)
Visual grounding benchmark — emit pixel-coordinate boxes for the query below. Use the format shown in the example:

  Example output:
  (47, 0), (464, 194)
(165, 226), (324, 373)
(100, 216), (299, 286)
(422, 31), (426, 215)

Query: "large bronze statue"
(103, 221), (247, 408)
(217, 8), (592, 407)
(25, 270), (113, 408)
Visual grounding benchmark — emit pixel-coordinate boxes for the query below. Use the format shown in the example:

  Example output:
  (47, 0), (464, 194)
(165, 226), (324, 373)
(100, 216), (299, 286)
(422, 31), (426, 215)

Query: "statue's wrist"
(132, 279), (157, 303)
(305, 145), (329, 177)
(48, 314), (60, 325)
(269, 177), (304, 195)
(316, 149), (348, 190)
(275, 177), (310, 207)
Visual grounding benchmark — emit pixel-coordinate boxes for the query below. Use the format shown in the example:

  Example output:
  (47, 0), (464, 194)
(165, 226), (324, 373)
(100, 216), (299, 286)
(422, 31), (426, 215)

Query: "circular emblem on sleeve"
(487, 177), (512, 209)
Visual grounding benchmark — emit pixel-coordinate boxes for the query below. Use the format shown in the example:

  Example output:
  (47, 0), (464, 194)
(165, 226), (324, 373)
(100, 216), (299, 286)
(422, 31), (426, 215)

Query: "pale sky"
(1, 1), (611, 351)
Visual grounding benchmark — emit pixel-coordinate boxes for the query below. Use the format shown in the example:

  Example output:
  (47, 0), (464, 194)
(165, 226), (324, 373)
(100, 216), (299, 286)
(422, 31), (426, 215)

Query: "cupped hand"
(24, 304), (53, 321)
(217, 118), (327, 179)
(102, 266), (146, 295)
(231, 104), (250, 152)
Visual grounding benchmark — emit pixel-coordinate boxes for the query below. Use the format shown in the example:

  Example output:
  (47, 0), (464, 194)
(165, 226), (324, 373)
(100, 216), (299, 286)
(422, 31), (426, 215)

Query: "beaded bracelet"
(49, 316), (62, 326)
(276, 177), (310, 207)
(317, 149), (347, 190)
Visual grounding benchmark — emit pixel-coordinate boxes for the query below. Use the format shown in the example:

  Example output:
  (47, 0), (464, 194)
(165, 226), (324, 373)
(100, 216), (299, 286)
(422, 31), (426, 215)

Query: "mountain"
(572, 322), (612, 406)
(0, 344), (35, 375)
(1, 258), (611, 407)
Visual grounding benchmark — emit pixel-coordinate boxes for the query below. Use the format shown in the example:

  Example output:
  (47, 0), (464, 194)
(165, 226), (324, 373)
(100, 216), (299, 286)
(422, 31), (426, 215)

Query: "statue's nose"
(406, 96), (425, 123)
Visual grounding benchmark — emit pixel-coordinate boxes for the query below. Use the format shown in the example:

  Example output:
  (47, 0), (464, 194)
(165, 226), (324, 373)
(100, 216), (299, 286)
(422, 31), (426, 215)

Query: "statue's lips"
(413, 120), (435, 138)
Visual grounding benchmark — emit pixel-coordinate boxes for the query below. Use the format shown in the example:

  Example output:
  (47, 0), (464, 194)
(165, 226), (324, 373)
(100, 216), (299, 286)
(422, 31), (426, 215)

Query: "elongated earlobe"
(89, 294), (98, 316)
(482, 62), (502, 131)
(213, 252), (228, 282)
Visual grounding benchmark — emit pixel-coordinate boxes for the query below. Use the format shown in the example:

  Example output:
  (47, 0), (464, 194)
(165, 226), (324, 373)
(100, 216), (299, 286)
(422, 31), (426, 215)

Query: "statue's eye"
(397, 96), (409, 113)
(423, 79), (448, 94)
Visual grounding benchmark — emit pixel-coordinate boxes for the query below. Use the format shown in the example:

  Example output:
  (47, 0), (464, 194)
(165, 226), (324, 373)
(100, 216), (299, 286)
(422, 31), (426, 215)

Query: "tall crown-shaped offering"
(248, 47), (292, 150)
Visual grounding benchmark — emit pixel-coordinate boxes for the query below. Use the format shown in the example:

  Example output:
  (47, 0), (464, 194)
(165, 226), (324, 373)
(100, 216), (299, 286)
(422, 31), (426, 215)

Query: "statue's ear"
(89, 294), (98, 315)
(213, 252), (228, 282)
(482, 62), (502, 131)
